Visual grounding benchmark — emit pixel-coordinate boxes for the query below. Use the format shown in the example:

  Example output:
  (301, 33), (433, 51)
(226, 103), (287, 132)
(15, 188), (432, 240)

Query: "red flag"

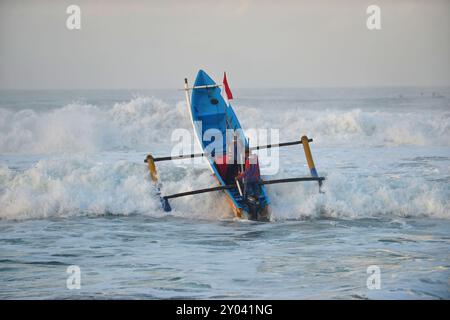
(222, 72), (233, 101)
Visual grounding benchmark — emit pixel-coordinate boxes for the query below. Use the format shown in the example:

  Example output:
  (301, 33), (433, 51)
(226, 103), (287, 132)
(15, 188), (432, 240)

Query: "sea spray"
(0, 96), (449, 154)
(0, 153), (448, 220)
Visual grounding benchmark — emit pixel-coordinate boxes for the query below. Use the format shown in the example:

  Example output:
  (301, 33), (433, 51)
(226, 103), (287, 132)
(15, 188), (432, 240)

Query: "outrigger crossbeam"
(178, 83), (222, 91)
(148, 138), (313, 162)
(163, 177), (325, 200)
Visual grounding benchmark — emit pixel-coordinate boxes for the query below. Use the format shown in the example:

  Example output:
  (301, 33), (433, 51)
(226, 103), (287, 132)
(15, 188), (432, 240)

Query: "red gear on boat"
(215, 155), (229, 178)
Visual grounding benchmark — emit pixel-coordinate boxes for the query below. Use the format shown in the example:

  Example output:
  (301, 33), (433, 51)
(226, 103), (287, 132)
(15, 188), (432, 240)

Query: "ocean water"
(0, 87), (449, 299)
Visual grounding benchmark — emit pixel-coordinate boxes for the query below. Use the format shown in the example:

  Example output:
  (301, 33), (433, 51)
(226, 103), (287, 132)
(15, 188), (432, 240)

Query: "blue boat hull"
(190, 70), (270, 220)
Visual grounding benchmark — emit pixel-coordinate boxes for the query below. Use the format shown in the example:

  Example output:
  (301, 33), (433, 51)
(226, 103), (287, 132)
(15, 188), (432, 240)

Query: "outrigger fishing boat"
(145, 70), (324, 221)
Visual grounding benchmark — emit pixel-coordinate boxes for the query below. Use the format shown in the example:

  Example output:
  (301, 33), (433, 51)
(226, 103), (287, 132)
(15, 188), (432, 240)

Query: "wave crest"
(1, 97), (449, 154)
(1, 157), (448, 220)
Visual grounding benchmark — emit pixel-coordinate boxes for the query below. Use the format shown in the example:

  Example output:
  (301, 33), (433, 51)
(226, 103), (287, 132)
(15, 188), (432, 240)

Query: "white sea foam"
(0, 97), (449, 154)
(238, 107), (450, 147)
(0, 157), (159, 220)
(267, 172), (449, 220)
(0, 97), (190, 153)
(0, 155), (448, 220)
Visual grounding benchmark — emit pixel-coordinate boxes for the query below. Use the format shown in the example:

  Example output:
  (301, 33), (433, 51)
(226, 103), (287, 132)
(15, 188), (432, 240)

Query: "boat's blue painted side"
(190, 70), (269, 217)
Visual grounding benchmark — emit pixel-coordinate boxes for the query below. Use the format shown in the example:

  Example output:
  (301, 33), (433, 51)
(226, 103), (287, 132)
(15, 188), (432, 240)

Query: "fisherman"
(237, 152), (261, 198)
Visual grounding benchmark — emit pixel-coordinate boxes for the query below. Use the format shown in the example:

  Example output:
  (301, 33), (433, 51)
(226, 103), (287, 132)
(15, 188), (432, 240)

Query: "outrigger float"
(145, 70), (324, 221)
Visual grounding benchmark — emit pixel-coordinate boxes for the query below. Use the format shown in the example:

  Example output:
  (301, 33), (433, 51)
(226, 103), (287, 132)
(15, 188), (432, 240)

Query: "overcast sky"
(0, 0), (449, 89)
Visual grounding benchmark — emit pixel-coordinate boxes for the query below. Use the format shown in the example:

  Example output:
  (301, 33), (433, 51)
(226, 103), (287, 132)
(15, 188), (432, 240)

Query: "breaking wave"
(267, 171), (449, 220)
(0, 96), (449, 154)
(238, 106), (450, 147)
(0, 156), (448, 220)
(0, 97), (190, 154)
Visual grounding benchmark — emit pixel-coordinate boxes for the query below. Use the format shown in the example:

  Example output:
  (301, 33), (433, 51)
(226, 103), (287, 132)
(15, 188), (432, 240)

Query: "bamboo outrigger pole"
(301, 135), (323, 191)
(163, 176), (325, 200)
(145, 155), (172, 211)
(149, 138), (313, 162)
